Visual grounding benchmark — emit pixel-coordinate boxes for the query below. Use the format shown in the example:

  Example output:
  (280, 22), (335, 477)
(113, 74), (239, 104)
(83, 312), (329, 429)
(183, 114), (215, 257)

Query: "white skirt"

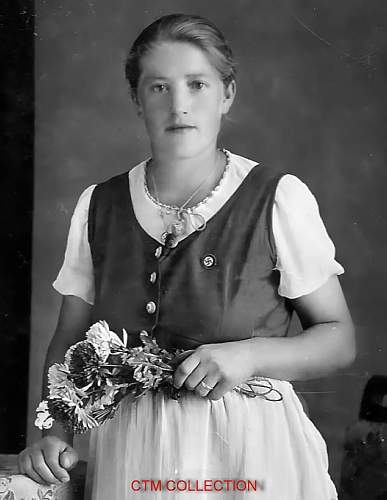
(85, 379), (337, 499)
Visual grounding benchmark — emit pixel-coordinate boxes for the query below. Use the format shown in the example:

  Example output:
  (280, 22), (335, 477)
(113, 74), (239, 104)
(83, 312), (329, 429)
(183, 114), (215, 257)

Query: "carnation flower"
(47, 363), (80, 400)
(35, 401), (54, 430)
(46, 397), (94, 434)
(85, 321), (112, 361)
(65, 341), (101, 388)
(86, 320), (125, 360)
(48, 363), (69, 386)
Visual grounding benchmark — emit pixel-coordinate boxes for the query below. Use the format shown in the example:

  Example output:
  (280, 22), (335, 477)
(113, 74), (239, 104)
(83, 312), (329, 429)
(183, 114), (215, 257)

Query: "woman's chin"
(155, 139), (208, 159)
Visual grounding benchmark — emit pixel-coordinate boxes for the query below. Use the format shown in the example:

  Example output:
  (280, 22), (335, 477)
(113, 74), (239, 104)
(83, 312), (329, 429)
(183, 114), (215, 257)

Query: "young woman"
(19, 13), (355, 499)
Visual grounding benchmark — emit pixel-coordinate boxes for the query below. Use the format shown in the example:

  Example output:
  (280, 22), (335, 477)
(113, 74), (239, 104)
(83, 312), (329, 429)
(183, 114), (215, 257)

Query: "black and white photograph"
(1, 1), (387, 498)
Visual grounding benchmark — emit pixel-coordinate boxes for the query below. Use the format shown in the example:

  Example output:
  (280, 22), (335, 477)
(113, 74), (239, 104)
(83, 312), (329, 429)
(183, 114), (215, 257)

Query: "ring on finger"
(200, 381), (215, 392)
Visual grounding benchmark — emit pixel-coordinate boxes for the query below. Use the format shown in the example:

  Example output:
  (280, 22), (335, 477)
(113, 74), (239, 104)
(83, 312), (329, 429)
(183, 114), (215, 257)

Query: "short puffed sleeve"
(52, 185), (96, 305)
(272, 174), (344, 299)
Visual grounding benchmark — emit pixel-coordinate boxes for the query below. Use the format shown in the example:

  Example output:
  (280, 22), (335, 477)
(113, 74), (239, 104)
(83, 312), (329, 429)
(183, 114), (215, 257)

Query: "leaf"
(108, 331), (125, 347)
(139, 330), (158, 348)
(122, 328), (128, 347)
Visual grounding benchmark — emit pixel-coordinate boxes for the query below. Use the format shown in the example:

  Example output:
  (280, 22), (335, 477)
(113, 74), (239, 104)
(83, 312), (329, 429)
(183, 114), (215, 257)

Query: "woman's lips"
(166, 125), (196, 133)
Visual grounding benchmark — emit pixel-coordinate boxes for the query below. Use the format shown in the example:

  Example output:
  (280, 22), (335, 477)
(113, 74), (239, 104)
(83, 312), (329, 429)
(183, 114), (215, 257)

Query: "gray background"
(31, 0), (387, 487)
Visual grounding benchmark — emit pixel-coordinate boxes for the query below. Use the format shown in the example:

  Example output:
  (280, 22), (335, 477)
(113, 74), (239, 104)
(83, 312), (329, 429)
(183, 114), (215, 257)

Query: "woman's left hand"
(173, 340), (255, 400)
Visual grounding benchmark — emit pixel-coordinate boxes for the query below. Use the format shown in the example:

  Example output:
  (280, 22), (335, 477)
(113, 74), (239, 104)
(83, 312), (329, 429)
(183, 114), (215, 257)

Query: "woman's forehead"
(139, 41), (219, 80)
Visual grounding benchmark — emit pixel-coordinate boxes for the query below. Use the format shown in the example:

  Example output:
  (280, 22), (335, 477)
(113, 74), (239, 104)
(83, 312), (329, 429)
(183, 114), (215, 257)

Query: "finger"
(43, 447), (72, 483)
(22, 454), (52, 485)
(60, 448), (79, 471)
(183, 365), (207, 391)
(173, 353), (200, 389)
(169, 350), (195, 368)
(207, 380), (232, 401)
(194, 376), (218, 398)
(30, 450), (64, 485)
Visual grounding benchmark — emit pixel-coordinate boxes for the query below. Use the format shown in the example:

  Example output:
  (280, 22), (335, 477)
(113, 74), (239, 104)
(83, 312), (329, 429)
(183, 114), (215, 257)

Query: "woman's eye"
(190, 81), (206, 90)
(151, 84), (168, 93)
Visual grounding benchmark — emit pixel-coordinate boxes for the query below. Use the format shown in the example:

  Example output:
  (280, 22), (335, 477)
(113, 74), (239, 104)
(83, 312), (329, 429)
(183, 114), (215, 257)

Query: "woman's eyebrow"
(142, 73), (211, 82)
(185, 73), (210, 78)
(141, 75), (167, 82)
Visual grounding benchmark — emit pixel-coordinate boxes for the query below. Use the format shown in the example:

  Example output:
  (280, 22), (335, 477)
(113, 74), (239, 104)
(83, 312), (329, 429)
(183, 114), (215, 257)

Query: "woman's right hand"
(17, 436), (79, 485)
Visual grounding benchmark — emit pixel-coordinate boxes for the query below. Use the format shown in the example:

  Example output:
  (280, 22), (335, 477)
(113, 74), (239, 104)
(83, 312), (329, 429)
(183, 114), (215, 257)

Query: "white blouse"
(53, 151), (344, 305)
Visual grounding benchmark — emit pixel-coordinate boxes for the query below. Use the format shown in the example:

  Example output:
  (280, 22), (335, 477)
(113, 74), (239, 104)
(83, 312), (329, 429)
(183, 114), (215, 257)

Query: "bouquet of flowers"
(35, 321), (282, 434)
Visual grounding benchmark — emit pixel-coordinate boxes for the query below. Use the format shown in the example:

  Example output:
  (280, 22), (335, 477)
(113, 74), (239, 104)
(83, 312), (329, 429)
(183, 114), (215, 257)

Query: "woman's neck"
(147, 147), (226, 208)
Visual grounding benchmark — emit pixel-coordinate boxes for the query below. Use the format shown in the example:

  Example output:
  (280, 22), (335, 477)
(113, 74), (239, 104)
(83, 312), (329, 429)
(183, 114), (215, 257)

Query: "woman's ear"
(136, 102), (143, 118)
(221, 80), (236, 115)
(132, 91), (143, 117)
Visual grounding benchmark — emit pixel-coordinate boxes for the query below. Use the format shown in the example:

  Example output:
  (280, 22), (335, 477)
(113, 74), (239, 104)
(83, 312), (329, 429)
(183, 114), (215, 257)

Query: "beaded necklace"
(144, 149), (230, 248)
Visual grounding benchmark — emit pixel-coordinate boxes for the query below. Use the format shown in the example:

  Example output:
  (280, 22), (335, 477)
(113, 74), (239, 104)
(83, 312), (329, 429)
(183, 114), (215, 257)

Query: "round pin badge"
(201, 254), (217, 269)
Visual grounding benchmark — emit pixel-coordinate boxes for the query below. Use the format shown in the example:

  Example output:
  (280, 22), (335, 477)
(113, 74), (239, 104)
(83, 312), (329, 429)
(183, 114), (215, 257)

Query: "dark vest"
(88, 164), (293, 350)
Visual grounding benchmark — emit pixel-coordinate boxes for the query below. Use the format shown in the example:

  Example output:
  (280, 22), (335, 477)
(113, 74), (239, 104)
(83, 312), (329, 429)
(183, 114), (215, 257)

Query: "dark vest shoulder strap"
(239, 163), (288, 264)
(88, 171), (130, 245)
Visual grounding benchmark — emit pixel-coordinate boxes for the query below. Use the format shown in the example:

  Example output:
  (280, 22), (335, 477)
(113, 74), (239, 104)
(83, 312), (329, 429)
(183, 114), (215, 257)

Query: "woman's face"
(136, 41), (235, 159)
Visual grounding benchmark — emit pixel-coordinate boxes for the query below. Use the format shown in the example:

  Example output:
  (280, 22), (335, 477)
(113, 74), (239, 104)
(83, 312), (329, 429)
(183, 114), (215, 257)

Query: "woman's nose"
(170, 87), (189, 115)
